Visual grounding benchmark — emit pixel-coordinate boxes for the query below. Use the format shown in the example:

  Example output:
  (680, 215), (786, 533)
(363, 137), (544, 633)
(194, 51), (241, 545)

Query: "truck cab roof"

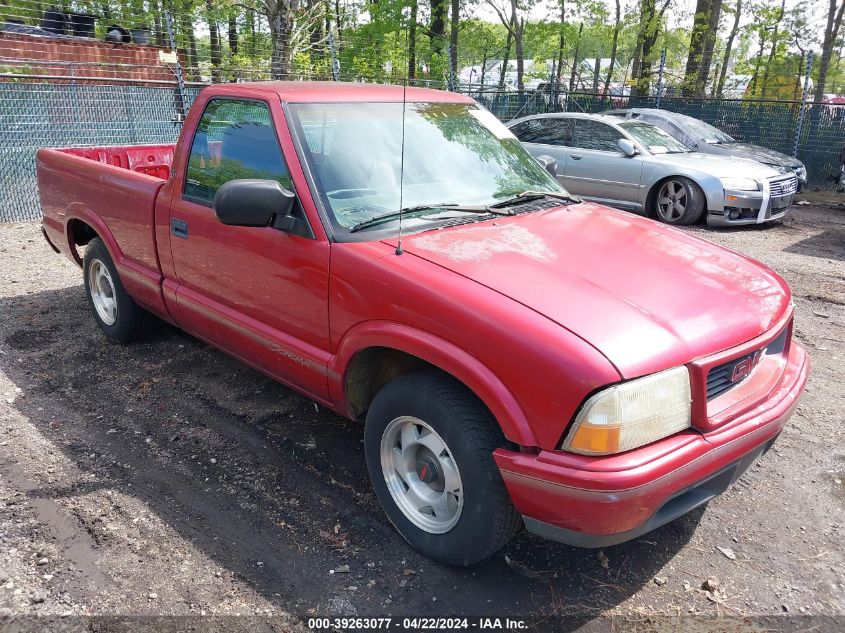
(199, 81), (475, 104)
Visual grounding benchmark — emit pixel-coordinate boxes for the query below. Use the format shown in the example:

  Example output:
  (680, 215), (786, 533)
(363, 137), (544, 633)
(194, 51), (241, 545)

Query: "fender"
(329, 320), (538, 448)
(63, 204), (170, 321)
(641, 167), (725, 213)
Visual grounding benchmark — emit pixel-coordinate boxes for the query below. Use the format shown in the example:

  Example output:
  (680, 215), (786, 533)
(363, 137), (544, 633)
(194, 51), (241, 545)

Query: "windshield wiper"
(349, 203), (511, 233)
(491, 190), (581, 208)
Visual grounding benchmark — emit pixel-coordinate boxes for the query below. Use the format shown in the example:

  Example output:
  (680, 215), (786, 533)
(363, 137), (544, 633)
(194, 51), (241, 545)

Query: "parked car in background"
(37, 82), (808, 565)
(508, 113), (798, 227)
(603, 108), (807, 190)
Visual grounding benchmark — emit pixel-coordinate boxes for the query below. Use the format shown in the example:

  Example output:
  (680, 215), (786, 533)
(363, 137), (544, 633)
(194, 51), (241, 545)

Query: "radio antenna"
(395, 79), (407, 256)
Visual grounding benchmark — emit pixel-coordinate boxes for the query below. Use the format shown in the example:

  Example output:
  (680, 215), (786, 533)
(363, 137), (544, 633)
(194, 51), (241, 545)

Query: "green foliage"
(0, 0), (836, 97)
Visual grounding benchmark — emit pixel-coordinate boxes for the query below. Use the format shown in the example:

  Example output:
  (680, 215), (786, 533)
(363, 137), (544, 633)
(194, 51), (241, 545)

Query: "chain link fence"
(1, 1), (843, 222)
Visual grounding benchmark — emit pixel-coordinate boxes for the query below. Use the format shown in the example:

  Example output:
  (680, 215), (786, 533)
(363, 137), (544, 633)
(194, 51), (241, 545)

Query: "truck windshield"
(288, 102), (562, 232)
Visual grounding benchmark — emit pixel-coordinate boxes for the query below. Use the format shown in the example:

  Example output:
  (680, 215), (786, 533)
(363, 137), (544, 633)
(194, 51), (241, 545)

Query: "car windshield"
(618, 121), (691, 154)
(668, 112), (735, 144)
(288, 101), (562, 232)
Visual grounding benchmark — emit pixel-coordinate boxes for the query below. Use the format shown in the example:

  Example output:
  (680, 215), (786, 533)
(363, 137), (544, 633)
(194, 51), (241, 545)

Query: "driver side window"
(184, 99), (293, 205)
(570, 120), (625, 153)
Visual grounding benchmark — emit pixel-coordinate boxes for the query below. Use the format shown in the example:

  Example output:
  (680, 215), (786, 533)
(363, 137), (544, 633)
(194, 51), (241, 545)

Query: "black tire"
(364, 372), (521, 566)
(82, 237), (148, 343)
(651, 176), (706, 225)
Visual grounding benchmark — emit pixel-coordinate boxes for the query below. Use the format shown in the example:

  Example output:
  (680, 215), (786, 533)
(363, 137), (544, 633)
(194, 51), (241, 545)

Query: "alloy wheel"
(88, 259), (118, 326)
(379, 416), (464, 534)
(656, 180), (688, 222)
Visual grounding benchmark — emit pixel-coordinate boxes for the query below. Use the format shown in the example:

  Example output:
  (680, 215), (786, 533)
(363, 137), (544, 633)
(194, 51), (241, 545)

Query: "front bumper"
(494, 341), (808, 548)
(707, 189), (795, 227)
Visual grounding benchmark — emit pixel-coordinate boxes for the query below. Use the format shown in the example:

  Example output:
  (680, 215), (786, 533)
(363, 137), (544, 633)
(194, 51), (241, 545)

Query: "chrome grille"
(768, 176), (797, 196)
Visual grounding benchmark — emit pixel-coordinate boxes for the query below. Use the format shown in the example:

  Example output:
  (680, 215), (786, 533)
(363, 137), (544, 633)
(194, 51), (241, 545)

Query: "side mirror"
(535, 154), (558, 177)
(617, 138), (639, 157)
(214, 179), (311, 238)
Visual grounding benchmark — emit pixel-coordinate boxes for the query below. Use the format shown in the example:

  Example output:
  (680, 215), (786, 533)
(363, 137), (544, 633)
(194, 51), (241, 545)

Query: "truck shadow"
(0, 285), (701, 622)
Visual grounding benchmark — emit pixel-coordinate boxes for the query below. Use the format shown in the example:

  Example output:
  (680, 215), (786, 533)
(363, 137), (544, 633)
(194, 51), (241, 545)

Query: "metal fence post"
(792, 51), (813, 159)
(165, 11), (187, 123)
(655, 48), (666, 109)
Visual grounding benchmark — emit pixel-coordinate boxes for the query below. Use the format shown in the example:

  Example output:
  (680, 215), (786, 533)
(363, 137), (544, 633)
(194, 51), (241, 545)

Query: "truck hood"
(398, 202), (791, 378)
(647, 151), (782, 180)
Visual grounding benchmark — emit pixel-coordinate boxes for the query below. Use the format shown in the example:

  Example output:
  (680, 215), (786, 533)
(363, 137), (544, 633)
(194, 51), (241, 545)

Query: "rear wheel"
(652, 177), (705, 225)
(83, 238), (148, 343)
(364, 372), (521, 566)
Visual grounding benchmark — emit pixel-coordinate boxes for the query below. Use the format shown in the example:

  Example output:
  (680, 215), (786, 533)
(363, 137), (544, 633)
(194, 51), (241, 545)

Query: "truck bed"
(37, 143), (174, 316)
(59, 144), (175, 180)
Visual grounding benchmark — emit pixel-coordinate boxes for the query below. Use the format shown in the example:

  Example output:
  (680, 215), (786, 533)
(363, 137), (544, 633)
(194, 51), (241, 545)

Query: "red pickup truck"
(37, 82), (808, 566)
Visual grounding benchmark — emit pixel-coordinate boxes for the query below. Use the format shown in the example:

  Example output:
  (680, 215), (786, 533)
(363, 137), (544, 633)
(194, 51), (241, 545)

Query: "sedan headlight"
(721, 177), (759, 191)
(562, 366), (691, 455)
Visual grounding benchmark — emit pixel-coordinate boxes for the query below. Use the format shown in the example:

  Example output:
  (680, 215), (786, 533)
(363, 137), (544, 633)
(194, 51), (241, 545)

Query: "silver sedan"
(507, 113), (797, 227)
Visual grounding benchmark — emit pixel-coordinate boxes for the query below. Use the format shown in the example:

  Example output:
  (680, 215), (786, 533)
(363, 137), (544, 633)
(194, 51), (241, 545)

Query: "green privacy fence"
(470, 90), (845, 191)
(1, 81), (843, 223)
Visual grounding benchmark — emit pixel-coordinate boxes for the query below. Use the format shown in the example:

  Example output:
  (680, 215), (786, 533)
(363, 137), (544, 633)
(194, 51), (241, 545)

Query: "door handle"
(569, 154), (583, 160)
(171, 218), (188, 239)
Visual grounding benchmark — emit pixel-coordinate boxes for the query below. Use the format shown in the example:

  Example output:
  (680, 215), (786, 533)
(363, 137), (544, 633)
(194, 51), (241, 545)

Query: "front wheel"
(652, 177), (705, 225)
(364, 373), (521, 566)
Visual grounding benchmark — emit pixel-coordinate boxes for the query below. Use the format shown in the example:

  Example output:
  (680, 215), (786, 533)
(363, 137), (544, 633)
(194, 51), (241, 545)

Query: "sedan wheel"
(657, 180), (687, 222)
(652, 176), (706, 225)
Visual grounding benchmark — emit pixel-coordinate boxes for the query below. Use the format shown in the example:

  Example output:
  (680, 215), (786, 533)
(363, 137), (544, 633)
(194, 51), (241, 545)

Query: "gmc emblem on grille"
(731, 348), (765, 382)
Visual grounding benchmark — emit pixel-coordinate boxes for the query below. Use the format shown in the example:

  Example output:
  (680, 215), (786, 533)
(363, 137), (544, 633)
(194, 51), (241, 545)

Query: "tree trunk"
(715, 0), (741, 97)
(180, 11), (198, 81)
(207, 0), (222, 82)
(603, 0), (621, 96)
(815, 0), (845, 102)
(248, 10), (256, 57)
(694, 0), (722, 94)
(760, 0), (786, 100)
(268, 1), (296, 80)
(228, 14), (238, 56)
(449, 0), (459, 85)
(568, 22), (583, 93)
(513, 7), (524, 91)
(499, 24), (512, 88)
(556, 1), (565, 93)
(430, 0), (448, 77)
(748, 33), (766, 98)
(631, 0), (652, 97)
(683, 0), (721, 96)
(408, 0), (417, 79)
(152, 0), (165, 48)
(592, 57), (600, 93)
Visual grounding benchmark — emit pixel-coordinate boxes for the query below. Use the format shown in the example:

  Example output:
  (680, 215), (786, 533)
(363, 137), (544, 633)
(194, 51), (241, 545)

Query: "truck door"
(563, 119), (643, 208)
(167, 96), (331, 401)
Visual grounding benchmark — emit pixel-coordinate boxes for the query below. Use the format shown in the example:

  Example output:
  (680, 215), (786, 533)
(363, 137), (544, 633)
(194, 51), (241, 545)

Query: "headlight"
(721, 177), (759, 191)
(562, 366), (691, 455)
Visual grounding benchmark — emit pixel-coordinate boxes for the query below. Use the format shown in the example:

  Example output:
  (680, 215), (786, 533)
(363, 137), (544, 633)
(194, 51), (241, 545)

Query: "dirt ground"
(0, 196), (843, 629)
